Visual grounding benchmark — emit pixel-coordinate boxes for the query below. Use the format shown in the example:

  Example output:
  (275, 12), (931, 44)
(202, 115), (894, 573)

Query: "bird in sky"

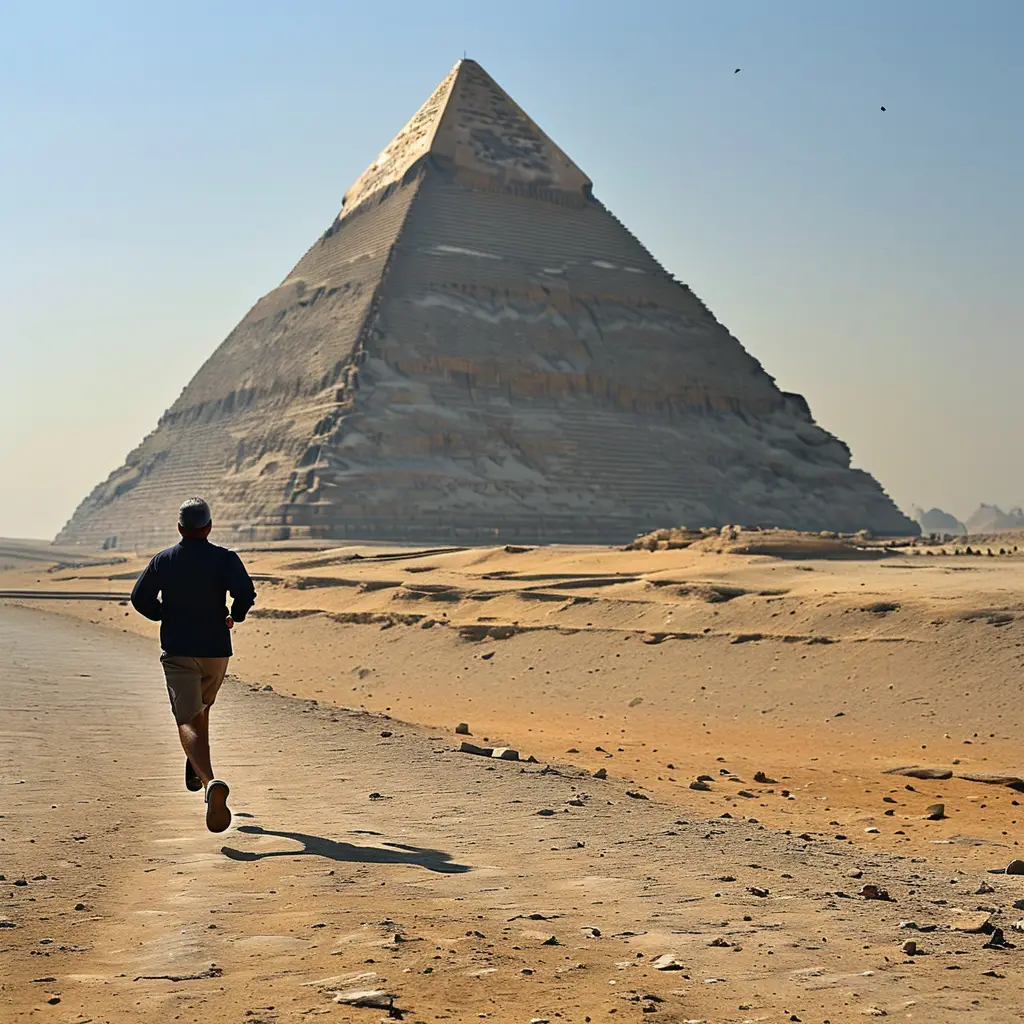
(880, 105), (887, 111)
(734, 68), (741, 74)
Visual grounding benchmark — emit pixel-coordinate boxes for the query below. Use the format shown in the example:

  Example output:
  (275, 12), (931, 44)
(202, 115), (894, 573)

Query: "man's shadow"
(221, 824), (470, 874)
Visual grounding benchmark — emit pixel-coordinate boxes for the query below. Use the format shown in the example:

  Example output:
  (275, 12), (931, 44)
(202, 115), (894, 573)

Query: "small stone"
(1005, 859), (1024, 875)
(455, 723), (471, 735)
(747, 887), (769, 898)
(924, 803), (945, 820)
(689, 781), (711, 791)
(459, 741), (494, 757)
(651, 954), (685, 971)
(491, 747), (520, 761)
(46, 996), (60, 1005)
(949, 912), (992, 933)
(859, 884), (892, 901)
(625, 791), (649, 800)
(73, 903), (86, 911)
(884, 766), (953, 780)
(864, 827), (880, 834)
(536, 809), (556, 817)
(581, 926), (601, 938)
(542, 935), (560, 945)
(592, 768), (608, 780)
(847, 869), (864, 879)
(753, 771), (777, 784)
(901, 939), (917, 956)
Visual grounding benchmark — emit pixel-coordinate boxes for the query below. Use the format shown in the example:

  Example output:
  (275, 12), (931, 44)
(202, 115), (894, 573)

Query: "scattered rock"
(747, 887), (770, 898)
(958, 772), (1024, 790)
(984, 927), (1011, 949)
(455, 723), (471, 735)
(625, 791), (649, 800)
(689, 781), (711, 792)
(949, 912), (992, 933)
(1006, 859), (1024, 875)
(459, 741), (494, 757)
(859, 884), (893, 901)
(592, 768), (608, 780)
(884, 766), (953, 780)
(542, 935), (560, 946)
(753, 771), (777, 784)
(901, 939), (917, 956)
(581, 927), (601, 938)
(491, 747), (520, 761)
(651, 954), (685, 971)
(536, 809), (556, 817)
(333, 990), (395, 1009)
(923, 803), (945, 820)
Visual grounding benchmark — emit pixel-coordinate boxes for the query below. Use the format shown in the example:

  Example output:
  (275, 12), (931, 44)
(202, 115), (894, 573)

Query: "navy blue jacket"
(130, 538), (256, 657)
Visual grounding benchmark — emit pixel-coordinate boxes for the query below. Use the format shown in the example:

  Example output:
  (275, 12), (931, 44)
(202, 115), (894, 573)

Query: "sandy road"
(2, 605), (1023, 1023)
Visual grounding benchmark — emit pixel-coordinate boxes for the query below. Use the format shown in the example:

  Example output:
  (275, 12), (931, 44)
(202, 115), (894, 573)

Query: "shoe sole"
(206, 782), (232, 833)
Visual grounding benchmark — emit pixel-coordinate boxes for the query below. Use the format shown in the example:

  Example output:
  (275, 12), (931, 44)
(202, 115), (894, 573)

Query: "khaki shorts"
(160, 654), (229, 725)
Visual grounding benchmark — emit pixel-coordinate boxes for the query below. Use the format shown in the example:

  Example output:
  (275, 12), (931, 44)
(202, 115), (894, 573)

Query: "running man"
(130, 497), (256, 832)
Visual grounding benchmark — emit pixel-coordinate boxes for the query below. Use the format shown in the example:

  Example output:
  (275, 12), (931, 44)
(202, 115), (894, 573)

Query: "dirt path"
(2, 606), (1023, 1022)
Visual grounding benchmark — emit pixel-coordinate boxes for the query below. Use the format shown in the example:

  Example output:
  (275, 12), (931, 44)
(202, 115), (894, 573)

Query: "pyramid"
(57, 59), (914, 549)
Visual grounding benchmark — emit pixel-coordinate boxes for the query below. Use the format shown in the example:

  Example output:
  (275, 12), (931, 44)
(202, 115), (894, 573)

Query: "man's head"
(178, 497), (213, 539)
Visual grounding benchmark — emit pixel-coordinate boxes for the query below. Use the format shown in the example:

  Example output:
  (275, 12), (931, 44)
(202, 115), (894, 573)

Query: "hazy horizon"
(2, 1), (1021, 540)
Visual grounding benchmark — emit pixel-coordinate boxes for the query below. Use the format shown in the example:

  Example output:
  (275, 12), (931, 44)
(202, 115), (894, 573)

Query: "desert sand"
(3, 533), (1024, 1021)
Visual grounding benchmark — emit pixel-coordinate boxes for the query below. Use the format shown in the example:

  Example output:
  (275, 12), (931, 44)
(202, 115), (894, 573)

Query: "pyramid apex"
(340, 60), (591, 217)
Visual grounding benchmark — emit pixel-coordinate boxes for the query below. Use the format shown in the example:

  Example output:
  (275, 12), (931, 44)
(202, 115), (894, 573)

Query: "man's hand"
(226, 616), (234, 630)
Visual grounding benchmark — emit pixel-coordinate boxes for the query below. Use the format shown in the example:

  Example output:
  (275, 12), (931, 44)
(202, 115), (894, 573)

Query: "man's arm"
(130, 558), (162, 621)
(226, 551), (257, 624)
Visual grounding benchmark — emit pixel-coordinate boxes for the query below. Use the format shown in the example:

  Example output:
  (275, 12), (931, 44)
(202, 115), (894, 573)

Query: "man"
(131, 497), (256, 833)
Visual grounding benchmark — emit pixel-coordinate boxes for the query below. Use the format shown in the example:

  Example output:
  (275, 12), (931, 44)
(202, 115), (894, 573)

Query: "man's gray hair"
(178, 497), (212, 530)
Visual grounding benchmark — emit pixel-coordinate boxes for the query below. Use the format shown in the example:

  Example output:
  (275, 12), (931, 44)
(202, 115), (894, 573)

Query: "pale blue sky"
(1, 1), (1021, 539)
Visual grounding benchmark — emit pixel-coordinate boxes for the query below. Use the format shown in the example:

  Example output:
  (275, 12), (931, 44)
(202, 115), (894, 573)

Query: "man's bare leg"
(178, 705), (214, 788)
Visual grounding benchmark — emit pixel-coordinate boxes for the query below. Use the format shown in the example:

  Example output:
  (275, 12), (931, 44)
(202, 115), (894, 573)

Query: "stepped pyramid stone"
(57, 59), (915, 550)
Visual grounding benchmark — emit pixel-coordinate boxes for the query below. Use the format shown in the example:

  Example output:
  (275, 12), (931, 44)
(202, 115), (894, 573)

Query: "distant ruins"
(57, 60), (915, 549)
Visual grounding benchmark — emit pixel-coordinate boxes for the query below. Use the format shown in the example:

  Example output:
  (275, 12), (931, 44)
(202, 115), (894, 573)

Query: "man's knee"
(177, 707), (206, 730)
